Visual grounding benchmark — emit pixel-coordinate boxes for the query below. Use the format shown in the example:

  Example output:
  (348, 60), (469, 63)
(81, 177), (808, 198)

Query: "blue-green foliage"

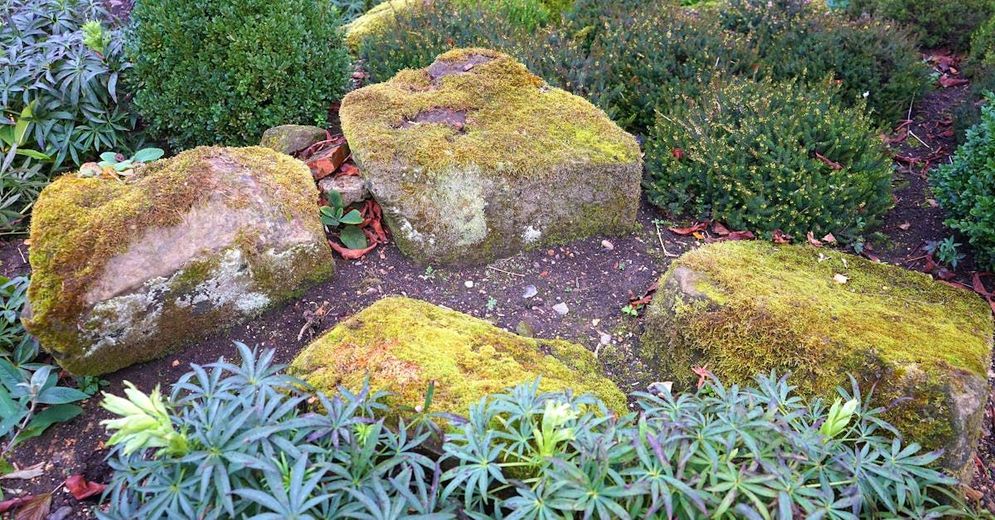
(99, 346), (978, 519)
(0, 0), (138, 169)
(932, 94), (995, 270)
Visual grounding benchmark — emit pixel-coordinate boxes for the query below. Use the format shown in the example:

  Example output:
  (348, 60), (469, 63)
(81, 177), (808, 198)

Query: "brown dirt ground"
(4, 60), (995, 518)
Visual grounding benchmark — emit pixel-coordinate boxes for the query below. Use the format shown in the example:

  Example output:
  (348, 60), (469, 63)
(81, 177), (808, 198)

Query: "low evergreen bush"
(722, 0), (930, 125)
(845, 0), (995, 52)
(129, 0), (351, 149)
(645, 78), (894, 241)
(98, 345), (980, 518)
(932, 94), (995, 270)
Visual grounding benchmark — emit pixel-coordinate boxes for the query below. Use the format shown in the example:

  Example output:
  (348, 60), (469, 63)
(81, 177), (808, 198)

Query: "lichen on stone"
(289, 296), (627, 417)
(640, 241), (993, 478)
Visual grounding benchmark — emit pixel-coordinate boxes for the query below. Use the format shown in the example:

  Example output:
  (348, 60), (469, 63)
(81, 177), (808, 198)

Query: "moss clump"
(344, 0), (420, 49)
(340, 48), (640, 178)
(25, 146), (332, 373)
(641, 241), (993, 472)
(290, 296), (627, 416)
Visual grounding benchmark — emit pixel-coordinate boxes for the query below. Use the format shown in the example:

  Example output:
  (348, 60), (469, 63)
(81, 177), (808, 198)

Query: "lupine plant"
(99, 346), (981, 518)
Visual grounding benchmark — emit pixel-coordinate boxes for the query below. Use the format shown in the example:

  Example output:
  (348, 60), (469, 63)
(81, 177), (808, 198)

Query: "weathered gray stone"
(260, 124), (327, 156)
(317, 175), (369, 206)
(340, 48), (642, 265)
(24, 146), (335, 375)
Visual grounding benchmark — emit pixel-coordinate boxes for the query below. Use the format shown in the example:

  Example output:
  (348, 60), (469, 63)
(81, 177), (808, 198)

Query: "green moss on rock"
(340, 48), (642, 264)
(641, 241), (993, 479)
(290, 296), (627, 416)
(24, 146), (334, 375)
(259, 125), (328, 156)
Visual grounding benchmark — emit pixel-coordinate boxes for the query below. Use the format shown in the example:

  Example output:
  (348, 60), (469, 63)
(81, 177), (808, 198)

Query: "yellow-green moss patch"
(340, 48), (640, 178)
(641, 241), (993, 477)
(290, 296), (627, 416)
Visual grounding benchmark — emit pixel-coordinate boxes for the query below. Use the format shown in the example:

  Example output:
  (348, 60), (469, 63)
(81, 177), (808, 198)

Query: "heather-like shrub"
(932, 94), (995, 269)
(722, 0), (930, 125)
(846, 0), (995, 52)
(0, 0), (137, 168)
(129, 0), (351, 149)
(99, 346), (980, 518)
(645, 78), (893, 240)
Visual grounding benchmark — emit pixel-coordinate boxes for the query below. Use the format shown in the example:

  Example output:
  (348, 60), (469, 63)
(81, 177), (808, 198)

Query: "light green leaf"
(340, 225), (368, 250)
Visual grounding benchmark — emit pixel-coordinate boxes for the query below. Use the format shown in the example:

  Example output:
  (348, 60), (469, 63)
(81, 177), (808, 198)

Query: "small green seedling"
(96, 148), (164, 176)
(319, 190), (367, 250)
(819, 398), (859, 439)
(926, 236), (965, 270)
(621, 304), (638, 317)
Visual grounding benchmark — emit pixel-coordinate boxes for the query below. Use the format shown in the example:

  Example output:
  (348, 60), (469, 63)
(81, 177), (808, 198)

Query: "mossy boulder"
(340, 48), (642, 264)
(641, 241), (993, 479)
(343, 0), (420, 49)
(24, 147), (335, 375)
(259, 125), (327, 156)
(289, 296), (627, 416)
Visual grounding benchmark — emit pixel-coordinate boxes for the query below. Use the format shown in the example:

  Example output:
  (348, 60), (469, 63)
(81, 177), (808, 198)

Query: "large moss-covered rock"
(290, 296), (627, 415)
(24, 147), (334, 375)
(340, 48), (642, 264)
(641, 241), (993, 479)
(259, 124), (327, 156)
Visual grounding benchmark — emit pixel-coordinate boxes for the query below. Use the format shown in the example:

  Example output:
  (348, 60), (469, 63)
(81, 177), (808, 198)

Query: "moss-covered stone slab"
(24, 147), (335, 375)
(289, 296), (627, 415)
(259, 124), (327, 156)
(343, 0), (420, 49)
(340, 48), (642, 264)
(641, 241), (993, 479)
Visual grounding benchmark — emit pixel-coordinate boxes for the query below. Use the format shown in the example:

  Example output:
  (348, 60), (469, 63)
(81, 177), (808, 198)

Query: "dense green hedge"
(645, 78), (894, 240)
(130, 0), (351, 149)
(722, 0), (929, 125)
(845, 0), (995, 52)
(933, 95), (995, 270)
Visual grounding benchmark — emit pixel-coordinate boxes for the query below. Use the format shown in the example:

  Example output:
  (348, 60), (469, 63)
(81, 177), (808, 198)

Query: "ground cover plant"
(129, 0), (351, 149)
(932, 94), (995, 270)
(97, 345), (980, 518)
(0, 0), (138, 169)
(645, 77), (893, 241)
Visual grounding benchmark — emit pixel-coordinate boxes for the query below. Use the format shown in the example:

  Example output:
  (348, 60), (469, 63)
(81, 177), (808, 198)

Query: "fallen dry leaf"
(65, 475), (105, 501)
(938, 75), (969, 88)
(668, 222), (708, 236)
(711, 221), (730, 236)
(897, 222), (911, 231)
(814, 152), (843, 170)
(807, 232), (822, 247)
(772, 230), (791, 244)
(821, 233), (837, 244)
(833, 273), (848, 284)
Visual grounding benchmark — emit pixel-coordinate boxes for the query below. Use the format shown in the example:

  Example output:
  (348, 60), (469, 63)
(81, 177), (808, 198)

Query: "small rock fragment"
(552, 302), (569, 316)
(317, 175), (369, 207)
(522, 284), (538, 299)
(601, 240), (614, 251)
(464, 280), (474, 288)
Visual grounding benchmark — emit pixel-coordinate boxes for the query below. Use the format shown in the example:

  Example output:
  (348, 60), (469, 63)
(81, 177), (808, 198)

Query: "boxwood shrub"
(932, 94), (995, 270)
(129, 0), (351, 149)
(845, 0), (995, 52)
(722, 0), (930, 125)
(98, 345), (979, 518)
(645, 78), (894, 241)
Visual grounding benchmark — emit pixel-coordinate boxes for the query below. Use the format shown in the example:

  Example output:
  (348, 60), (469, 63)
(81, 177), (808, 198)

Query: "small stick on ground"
(655, 222), (679, 258)
(297, 301), (331, 341)
(486, 265), (525, 278)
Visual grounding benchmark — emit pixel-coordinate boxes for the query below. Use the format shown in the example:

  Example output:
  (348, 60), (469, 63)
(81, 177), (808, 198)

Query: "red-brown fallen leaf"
(711, 221), (730, 236)
(724, 230), (755, 241)
(973, 273), (992, 298)
(691, 365), (712, 390)
(772, 230), (791, 244)
(671, 148), (685, 160)
(938, 75), (969, 88)
(814, 152), (843, 170)
(4, 492), (50, 519)
(806, 232), (822, 247)
(821, 233), (837, 244)
(65, 475), (105, 501)
(668, 222), (708, 236)
(934, 267), (956, 280)
(897, 222), (911, 231)
(338, 162), (360, 176)
(328, 239), (377, 260)
(893, 155), (920, 165)
(628, 280), (659, 309)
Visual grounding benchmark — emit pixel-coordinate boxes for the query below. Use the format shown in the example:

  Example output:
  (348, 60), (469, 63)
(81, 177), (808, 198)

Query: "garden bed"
(4, 75), (995, 516)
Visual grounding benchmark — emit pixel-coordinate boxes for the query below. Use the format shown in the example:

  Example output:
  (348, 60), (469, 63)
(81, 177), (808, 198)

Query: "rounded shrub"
(722, 0), (929, 125)
(129, 0), (351, 149)
(645, 78), (894, 240)
(932, 94), (995, 270)
(846, 0), (995, 52)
